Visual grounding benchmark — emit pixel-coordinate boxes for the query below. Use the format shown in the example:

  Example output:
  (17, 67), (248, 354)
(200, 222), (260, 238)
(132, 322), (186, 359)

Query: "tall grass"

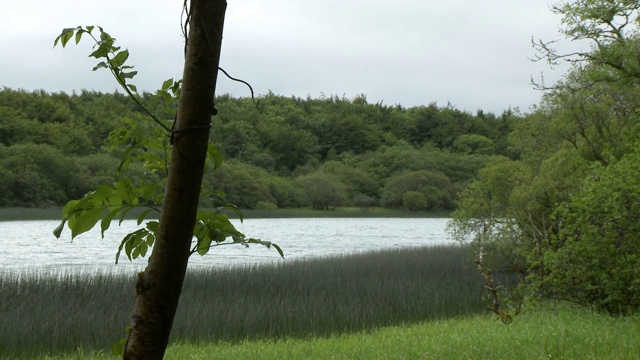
(0, 245), (484, 358)
(0, 270), (136, 358)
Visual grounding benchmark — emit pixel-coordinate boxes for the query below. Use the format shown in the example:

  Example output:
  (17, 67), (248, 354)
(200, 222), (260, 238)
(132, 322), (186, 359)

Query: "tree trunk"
(123, 1), (226, 358)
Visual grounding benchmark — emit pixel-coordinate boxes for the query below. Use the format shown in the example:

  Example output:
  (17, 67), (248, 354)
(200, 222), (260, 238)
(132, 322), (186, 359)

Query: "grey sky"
(1, 1), (571, 114)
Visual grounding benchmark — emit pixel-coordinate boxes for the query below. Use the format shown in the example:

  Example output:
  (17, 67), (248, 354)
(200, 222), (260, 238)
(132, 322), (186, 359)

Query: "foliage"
(352, 193), (377, 211)
(0, 84), (509, 210)
(51, 26), (282, 266)
(380, 170), (454, 210)
(546, 145), (640, 314)
(451, 0), (640, 315)
(296, 172), (347, 210)
(453, 133), (496, 155)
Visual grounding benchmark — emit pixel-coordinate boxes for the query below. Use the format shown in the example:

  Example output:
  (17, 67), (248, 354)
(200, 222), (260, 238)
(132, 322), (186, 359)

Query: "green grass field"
(43, 306), (640, 360)
(158, 306), (640, 360)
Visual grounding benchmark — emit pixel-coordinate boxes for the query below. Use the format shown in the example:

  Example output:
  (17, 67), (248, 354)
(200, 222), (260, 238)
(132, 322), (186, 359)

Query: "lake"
(0, 218), (453, 274)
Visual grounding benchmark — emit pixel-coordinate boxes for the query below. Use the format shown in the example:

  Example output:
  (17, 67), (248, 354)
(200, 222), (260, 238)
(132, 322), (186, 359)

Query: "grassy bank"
(0, 206), (450, 222)
(46, 306), (640, 359)
(237, 207), (452, 219)
(0, 245), (483, 359)
(0, 207), (63, 221)
(155, 306), (640, 359)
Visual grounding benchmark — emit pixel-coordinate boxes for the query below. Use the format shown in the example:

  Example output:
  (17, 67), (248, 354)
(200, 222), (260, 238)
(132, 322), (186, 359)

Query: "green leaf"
(197, 236), (213, 256)
(116, 229), (147, 263)
(92, 62), (108, 71)
(145, 233), (155, 247)
(131, 246), (140, 259)
(109, 50), (129, 68)
(53, 27), (77, 48)
(209, 227), (228, 243)
(69, 207), (105, 239)
(92, 184), (113, 203)
(121, 71), (138, 79)
(53, 219), (67, 238)
(271, 242), (285, 258)
(60, 199), (81, 218)
(125, 230), (146, 260)
(127, 84), (138, 92)
(138, 241), (148, 257)
(141, 182), (159, 199)
(161, 78), (173, 91)
(89, 45), (110, 59)
(74, 29), (85, 44)
(101, 206), (124, 238)
(171, 80), (182, 96)
(115, 233), (133, 264)
(118, 206), (136, 225)
(146, 221), (159, 233)
(136, 208), (156, 225)
(114, 179), (135, 203)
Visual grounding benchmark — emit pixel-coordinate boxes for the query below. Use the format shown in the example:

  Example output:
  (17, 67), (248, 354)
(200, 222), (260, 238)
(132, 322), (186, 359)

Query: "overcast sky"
(1, 1), (573, 114)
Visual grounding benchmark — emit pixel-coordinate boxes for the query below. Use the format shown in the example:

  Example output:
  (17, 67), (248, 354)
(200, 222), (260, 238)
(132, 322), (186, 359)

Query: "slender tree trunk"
(123, 1), (226, 358)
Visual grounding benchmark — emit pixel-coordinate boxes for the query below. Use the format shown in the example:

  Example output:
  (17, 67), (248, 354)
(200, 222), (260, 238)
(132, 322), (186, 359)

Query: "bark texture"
(123, 1), (226, 358)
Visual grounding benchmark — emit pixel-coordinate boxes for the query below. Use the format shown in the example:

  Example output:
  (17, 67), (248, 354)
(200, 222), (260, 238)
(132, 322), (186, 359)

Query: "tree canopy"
(0, 87), (515, 211)
(451, 0), (640, 315)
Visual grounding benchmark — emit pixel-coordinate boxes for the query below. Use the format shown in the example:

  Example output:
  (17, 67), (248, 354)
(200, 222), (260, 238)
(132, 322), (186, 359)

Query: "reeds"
(0, 245), (484, 358)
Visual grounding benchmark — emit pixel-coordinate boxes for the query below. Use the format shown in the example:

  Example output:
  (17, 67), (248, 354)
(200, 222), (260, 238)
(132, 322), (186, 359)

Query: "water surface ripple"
(0, 218), (453, 274)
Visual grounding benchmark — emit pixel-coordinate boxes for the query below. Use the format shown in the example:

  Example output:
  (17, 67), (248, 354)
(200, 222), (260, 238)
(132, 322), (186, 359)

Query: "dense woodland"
(0, 87), (517, 210)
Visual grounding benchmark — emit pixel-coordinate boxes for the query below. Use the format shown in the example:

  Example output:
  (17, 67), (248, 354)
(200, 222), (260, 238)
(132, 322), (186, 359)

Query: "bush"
(545, 146), (640, 315)
(255, 201), (278, 210)
(402, 191), (428, 210)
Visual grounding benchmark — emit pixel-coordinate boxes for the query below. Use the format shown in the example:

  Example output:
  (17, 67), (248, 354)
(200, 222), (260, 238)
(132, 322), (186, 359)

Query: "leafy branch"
(53, 25), (283, 265)
(54, 26), (171, 133)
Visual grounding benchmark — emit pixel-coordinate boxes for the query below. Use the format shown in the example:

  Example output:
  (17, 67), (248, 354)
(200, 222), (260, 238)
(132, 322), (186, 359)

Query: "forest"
(0, 87), (516, 211)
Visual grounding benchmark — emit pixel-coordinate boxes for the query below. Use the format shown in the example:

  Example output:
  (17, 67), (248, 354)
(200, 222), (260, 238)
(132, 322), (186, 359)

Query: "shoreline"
(0, 206), (452, 221)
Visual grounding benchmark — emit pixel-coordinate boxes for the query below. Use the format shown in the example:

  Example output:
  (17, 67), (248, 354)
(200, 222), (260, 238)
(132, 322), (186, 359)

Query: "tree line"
(0, 87), (517, 210)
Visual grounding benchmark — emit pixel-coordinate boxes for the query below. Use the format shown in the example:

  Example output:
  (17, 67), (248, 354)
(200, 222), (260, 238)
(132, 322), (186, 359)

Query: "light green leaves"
(192, 209), (284, 258)
(52, 25), (171, 132)
(115, 222), (157, 264)
(53, 25), (284, 268)
(53, 178), (162, 263)
(108, 49), (129, 68)
(106, 115), (172, 176)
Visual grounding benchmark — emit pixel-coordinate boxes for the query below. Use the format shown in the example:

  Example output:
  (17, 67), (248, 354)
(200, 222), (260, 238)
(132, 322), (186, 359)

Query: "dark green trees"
(1, 86), (509, 211)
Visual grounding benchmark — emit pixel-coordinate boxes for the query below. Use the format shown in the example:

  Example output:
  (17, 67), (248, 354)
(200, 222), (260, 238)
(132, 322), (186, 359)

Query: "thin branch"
(218, 67), (259, 106)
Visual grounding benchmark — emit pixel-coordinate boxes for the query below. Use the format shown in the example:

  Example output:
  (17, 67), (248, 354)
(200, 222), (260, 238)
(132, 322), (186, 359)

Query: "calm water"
(0, 218), (453, 274)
